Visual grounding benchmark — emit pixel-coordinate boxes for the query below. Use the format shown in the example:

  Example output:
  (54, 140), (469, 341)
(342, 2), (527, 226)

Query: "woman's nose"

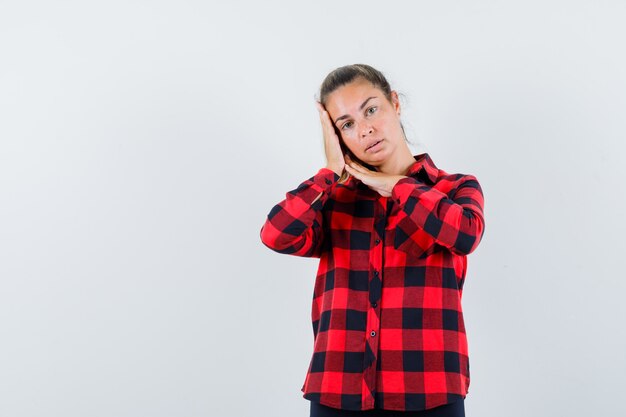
(360, 123), (374, 137)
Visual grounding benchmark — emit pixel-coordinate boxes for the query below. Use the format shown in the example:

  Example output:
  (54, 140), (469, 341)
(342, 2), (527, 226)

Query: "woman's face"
(324, 77), (404, 169)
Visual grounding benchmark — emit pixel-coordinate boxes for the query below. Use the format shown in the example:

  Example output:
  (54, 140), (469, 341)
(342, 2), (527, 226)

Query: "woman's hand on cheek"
(344, 154), (407, 198)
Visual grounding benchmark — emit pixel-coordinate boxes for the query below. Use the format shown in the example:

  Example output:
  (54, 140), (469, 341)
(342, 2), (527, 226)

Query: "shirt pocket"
(389, 219), (440, 260)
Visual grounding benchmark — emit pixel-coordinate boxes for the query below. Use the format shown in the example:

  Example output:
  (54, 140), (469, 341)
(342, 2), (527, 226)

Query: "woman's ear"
(391, 90), (401, 116)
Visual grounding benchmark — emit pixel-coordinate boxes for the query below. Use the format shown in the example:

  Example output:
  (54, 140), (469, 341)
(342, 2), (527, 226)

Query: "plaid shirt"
(260, 153), (485, 411)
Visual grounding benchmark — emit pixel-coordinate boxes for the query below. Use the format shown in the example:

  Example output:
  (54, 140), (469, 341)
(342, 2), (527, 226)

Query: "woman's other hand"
(344, 154), (407, 197)
(316, 101), (345, 177)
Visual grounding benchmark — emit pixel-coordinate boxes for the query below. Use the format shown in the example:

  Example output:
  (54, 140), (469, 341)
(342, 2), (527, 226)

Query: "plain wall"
(1, 1), (625, 416)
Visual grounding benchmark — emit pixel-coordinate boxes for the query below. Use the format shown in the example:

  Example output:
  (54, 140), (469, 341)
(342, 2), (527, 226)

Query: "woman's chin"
(361, 151), (388, 167)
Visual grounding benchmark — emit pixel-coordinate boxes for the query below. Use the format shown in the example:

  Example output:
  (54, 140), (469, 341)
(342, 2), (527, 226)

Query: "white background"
(1, 1), (625, 416)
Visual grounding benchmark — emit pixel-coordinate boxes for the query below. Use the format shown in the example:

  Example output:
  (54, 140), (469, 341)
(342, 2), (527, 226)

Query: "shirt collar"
(405, 152), (438, 184)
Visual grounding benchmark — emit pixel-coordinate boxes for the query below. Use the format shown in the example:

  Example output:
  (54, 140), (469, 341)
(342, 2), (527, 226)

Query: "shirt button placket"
(364, 207), (385, 409)
(370, 270), (381, 309)
(371, 203), (385, 311)
(361, 200), (387, 409)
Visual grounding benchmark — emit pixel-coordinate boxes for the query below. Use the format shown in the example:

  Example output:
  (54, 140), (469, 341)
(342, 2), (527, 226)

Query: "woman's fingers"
(344, 164), (358, 178)
(317, 103), (333, 133)
(316, 101), (345, 173)
(345, 158), (368, 174)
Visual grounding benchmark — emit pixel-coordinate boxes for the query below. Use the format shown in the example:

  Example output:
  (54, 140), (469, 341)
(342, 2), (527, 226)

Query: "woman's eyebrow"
(333, 96), (377, 125)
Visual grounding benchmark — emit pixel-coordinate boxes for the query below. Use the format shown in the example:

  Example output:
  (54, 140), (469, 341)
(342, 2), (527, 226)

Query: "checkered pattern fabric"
(260, 153), (485, 411)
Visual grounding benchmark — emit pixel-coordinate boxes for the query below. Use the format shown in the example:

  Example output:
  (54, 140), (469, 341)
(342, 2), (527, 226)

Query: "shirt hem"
(302, 392), (468, 412)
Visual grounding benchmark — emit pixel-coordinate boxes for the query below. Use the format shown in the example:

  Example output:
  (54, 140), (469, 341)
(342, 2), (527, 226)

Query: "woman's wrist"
(325, 165), (343, 177)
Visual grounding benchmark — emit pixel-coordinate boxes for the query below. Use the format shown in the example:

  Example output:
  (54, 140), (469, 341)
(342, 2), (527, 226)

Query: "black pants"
(309, 399), (465, 417)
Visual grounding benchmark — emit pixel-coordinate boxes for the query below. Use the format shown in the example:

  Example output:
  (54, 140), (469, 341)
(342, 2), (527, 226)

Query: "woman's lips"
(366, 139), (383, 152)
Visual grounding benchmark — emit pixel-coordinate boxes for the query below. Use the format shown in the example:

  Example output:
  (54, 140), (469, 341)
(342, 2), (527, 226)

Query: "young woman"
(260, 64), (485, 417)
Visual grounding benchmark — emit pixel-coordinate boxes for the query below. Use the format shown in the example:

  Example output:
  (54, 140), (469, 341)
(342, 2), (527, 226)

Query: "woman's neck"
(376, 146), (417, 176)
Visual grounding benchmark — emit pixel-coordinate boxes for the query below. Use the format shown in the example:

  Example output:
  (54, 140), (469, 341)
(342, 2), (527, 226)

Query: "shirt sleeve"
(390, 174), (485, 256)
(260, 167), (340, 258)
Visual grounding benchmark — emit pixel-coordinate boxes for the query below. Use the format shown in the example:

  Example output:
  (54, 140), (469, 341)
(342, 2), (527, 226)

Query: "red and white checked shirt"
(259, 153), (485, 411)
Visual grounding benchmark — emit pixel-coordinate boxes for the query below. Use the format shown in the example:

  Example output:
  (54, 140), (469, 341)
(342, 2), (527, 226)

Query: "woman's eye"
(341, 108), (376, 130)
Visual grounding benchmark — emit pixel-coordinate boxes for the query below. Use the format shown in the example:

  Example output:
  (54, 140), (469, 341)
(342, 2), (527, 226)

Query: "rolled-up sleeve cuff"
(315, 168), (341, 187)
(391, 177), (448, 207)
(298, 168), (340, 209)
(392, 177), (423, 205)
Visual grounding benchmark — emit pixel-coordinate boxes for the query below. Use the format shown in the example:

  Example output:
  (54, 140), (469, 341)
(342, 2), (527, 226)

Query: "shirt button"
(375, 239), (380, 244)
(325, 178), (332, 185)
(374, 271), (379, 276)
(372, 302), (377, 308)
(370, 331), (376, 337)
